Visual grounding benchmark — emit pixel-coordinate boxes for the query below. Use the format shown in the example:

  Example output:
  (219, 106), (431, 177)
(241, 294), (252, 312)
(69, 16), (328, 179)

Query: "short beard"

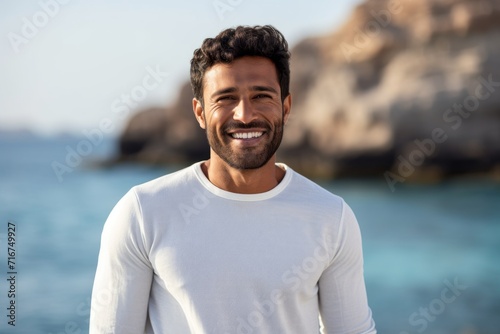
(205, 113), (284, 170)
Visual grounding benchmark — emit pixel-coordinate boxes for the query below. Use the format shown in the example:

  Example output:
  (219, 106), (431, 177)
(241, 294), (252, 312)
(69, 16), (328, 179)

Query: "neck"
(201, 152), (285, 194)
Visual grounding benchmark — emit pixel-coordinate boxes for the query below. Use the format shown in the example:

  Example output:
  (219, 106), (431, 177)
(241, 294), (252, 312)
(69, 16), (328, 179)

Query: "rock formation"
(118, 82), (209, 165)
(117, 0), (500, 180)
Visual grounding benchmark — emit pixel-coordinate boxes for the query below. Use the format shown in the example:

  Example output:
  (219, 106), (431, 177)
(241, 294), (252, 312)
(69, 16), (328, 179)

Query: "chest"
(148, 206), (334, 302)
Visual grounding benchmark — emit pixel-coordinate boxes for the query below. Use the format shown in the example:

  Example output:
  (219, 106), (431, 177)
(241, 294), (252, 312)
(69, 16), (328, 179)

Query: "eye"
(216, 95), (237, 102)
(254, 94), (272, 99)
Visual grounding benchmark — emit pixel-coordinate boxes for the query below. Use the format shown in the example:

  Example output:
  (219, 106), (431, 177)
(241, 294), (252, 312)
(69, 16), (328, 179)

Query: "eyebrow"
(210, 85), (279, 99)
(211, 87), (237, 99)
(251, 85), (278, 94)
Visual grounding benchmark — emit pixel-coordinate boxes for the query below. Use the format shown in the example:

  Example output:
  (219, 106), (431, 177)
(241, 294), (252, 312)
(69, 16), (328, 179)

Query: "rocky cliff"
(117, 0), (500, 181)
(117, 82), (209, 165)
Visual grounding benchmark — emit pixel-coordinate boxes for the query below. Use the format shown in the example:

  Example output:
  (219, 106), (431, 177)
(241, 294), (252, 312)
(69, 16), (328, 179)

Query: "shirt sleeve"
(318, 201), (376, 334)
(90, 189), (153, 334)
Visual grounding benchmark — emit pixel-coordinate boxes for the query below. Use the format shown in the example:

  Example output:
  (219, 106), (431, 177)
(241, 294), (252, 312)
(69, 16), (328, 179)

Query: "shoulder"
(286, 167), (345, 206)
(278, 166), (353, 228)
(110, 163), (201, 220)
(104, 163), (200, 233)
(283, 168), (361, 258)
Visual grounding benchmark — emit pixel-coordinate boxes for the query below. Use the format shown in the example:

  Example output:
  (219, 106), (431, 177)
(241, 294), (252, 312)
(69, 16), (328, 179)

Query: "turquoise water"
(0, 137), (499, 333)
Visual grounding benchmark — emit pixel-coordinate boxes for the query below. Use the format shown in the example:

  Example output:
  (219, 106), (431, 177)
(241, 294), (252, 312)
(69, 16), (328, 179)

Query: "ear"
(282, 94), (292, 124)
(192, 98), (206, 129)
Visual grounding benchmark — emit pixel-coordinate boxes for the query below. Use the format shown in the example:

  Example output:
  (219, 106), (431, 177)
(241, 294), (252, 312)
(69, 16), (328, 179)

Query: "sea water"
(0, 136), (499, 334)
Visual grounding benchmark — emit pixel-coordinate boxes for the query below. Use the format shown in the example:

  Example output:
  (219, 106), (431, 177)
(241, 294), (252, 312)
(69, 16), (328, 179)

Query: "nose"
(232, 98), (257, 124)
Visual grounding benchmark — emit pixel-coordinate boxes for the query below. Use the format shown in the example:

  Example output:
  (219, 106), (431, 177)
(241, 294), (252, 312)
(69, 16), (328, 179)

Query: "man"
(90, 25), (376, 333)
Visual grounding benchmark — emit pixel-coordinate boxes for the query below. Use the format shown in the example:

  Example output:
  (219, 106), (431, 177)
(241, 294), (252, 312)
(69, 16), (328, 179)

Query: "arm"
(90, 189), (153, 334)
(318, 201), (376, 334)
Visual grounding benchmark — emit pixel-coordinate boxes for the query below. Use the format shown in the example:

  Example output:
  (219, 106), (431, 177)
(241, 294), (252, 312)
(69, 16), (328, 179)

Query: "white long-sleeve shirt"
(90, 162), (376, 333)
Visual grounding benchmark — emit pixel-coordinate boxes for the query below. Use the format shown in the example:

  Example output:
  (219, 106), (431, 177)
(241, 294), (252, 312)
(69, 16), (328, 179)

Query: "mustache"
(222, 121), (271, 133)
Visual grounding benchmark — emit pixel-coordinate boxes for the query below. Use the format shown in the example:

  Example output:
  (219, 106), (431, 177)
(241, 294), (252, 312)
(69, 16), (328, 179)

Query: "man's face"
(193, 56), (291, 170)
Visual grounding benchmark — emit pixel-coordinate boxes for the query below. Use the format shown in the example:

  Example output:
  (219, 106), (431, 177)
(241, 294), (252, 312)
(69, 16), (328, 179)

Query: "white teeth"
(231, 132), (263, 139)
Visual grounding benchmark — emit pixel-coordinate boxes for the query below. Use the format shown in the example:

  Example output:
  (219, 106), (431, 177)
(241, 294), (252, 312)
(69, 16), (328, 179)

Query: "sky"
(0, 0), (361, 136)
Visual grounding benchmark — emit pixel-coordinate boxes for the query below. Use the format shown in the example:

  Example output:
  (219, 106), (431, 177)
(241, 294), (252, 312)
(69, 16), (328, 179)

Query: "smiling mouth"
(230, 131), (264, 139)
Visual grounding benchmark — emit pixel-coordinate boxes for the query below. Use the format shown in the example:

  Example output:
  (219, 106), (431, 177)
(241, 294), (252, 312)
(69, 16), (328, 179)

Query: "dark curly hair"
(190, 25), (290, 106)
